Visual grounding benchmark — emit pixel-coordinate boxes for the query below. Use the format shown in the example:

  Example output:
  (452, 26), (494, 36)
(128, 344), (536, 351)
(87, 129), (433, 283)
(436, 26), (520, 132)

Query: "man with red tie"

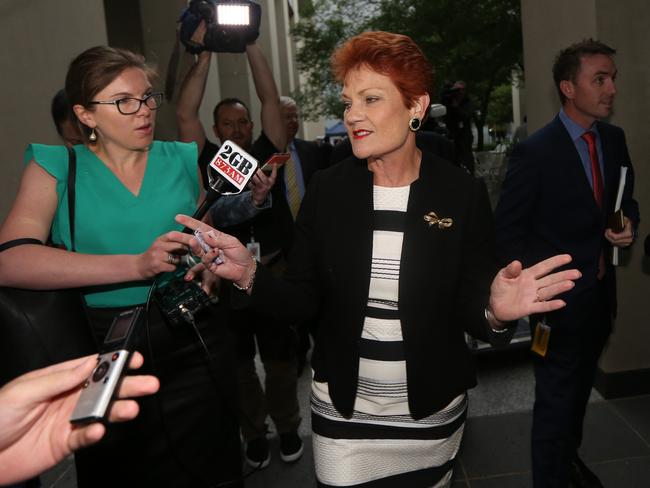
(495, 39), (639, 488)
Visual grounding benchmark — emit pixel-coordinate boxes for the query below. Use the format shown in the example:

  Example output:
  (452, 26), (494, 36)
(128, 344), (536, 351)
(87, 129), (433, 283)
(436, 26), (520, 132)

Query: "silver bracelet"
(232, 256), (257, 291)
(485, 308), (509, 333)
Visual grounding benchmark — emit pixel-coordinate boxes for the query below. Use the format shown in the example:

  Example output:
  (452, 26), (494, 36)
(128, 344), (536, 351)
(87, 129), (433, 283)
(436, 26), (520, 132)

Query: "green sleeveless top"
(25, 141), (200, 307)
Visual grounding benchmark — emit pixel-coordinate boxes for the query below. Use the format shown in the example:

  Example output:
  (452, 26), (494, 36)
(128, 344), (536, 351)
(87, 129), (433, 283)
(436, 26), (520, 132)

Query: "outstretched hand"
(489, 254), (581, 323)
(0, 353), (159, 485)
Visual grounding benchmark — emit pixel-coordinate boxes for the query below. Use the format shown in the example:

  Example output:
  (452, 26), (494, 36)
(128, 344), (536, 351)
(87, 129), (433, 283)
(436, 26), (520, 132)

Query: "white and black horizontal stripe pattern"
(370, 257), (400, 281)
(312, 392), (467, 440)
(316, 459), (455, 488)
(356, 377), (408, 398)
(312, 389), (467, 428)
(312, 185), (465, 487)
(366, 297), (399, 315)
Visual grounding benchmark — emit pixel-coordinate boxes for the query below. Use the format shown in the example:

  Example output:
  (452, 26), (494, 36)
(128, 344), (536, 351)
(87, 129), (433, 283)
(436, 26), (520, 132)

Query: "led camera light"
(180, 0), (261, 53)
(216, 4), (250, 25)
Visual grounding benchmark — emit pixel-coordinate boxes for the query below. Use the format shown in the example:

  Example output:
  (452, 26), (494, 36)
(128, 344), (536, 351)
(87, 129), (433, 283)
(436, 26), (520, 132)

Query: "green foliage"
(291, 0), (379, 120)
(292, 0), (523, 148)
(297, 0), (316, 17)
(486, 84), (514, 127)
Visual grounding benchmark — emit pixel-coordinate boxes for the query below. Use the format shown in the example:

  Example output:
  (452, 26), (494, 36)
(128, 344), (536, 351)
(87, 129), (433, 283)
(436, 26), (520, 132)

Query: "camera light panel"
(216, 4), (250, 26)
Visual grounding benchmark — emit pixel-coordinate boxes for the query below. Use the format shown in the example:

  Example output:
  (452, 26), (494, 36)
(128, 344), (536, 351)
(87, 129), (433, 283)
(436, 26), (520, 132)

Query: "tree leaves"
(292, 0), (523, 144)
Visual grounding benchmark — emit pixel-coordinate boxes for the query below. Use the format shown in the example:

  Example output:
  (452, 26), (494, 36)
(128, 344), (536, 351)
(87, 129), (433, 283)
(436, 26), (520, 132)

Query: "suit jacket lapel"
(335, 159), (374, 332)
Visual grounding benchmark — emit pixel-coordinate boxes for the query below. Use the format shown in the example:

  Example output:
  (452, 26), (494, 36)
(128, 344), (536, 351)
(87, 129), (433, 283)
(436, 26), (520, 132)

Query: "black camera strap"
(67, 146), (77, 251)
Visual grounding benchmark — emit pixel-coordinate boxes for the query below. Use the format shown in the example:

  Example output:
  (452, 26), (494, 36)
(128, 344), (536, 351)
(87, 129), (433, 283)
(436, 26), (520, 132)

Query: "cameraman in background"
(441, 80), (475, 174)
(176, 3), (304, 472)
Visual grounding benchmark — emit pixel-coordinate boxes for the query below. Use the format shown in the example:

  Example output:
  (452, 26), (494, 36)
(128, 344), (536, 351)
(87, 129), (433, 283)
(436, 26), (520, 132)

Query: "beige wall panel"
(521, 0), (650, 376)
(0, 0), (107, 221)
(521, 0), (597, 132)
(138, 0), (187, 140)
(595, 0), (650, 373)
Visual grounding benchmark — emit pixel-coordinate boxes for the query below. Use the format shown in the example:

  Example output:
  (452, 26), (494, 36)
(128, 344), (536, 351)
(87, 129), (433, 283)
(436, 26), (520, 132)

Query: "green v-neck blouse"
(25, 141), (200, 307)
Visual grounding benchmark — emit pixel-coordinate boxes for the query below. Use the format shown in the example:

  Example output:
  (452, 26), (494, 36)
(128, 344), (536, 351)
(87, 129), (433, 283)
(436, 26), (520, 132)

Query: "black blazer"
(251, 151), (507, 419)
(495, 116), (639, 323)
(294, 137), (330, 181)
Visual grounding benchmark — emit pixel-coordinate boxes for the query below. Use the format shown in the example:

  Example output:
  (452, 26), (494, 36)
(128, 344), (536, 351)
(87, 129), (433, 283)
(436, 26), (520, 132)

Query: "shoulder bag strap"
(67, 147), (76, 252)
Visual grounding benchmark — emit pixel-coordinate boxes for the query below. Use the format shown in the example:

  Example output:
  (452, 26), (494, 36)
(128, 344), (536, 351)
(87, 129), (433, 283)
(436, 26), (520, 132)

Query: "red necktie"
(581, 131), (603, 206)
(581, 130), (606, 279)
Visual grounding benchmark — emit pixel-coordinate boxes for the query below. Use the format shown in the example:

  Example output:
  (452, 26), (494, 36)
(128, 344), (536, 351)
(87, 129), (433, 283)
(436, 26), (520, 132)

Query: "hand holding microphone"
(165, 141), (286, 292)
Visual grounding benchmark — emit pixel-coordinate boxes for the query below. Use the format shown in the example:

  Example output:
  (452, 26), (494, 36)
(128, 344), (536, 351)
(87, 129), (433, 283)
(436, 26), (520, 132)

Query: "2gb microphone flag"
(208, 140), (259, 194)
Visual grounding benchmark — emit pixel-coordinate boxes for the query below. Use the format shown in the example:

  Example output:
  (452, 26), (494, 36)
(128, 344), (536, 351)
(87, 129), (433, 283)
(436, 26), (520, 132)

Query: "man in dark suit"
(495, 39), (639, 488)
(278, 96), (331, 375)
(278, 96), (330, 220)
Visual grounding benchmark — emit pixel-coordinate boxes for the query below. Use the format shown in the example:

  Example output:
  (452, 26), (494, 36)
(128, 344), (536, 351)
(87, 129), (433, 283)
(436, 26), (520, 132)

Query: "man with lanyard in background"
(495, 39), (639, 488)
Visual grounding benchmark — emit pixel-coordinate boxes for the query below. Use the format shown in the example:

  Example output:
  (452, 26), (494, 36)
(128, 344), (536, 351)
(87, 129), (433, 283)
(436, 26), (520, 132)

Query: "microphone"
(429, 103), (447, 119)
(644, 233), (650, 257)
(157, 140), (261, 326)
(182, 140), (259, 233)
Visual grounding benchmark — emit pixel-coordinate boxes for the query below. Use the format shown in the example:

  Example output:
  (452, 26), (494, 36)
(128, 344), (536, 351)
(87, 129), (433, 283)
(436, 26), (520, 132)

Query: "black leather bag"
(0, 147), (96, 385)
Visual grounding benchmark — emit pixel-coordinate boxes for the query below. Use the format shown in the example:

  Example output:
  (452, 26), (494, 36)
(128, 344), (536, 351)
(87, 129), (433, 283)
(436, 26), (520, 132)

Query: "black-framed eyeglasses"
(88, 92), (164, 115)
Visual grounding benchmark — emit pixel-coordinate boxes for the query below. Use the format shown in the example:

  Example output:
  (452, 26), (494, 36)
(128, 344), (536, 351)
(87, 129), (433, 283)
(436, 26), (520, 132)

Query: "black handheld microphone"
(182, 140), (260, 233)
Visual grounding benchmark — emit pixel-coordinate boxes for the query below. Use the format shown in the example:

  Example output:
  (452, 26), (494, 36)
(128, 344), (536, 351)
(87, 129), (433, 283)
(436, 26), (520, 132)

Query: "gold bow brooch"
(424, 211), (453, 229)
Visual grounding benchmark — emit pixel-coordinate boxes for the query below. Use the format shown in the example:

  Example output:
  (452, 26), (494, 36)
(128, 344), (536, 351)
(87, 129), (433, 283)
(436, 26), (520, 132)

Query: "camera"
(180, 0), (262, 53)
(70, 307), (145, 425)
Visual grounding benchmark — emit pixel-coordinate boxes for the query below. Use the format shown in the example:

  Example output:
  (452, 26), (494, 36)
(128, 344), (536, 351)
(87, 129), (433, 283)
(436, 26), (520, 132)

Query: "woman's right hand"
(135, 232), (190, 279)
(173, 214), (254, 286)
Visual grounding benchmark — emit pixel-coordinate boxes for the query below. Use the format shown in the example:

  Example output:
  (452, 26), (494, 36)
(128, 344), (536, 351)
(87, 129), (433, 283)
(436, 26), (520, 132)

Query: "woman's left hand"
(489, 254), (581, 322)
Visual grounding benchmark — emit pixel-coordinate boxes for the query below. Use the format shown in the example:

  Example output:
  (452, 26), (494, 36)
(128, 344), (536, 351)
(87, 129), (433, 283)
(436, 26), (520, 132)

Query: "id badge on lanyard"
(531, 318), (551, 357)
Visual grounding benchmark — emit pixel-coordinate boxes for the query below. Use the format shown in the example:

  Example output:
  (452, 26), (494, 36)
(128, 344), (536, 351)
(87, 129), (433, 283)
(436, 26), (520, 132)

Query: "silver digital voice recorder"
(70, 306), (144, 424)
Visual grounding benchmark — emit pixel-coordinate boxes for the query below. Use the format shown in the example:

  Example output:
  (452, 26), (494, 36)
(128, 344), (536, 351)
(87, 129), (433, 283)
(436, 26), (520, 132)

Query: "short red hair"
(331, 31), (433, 108)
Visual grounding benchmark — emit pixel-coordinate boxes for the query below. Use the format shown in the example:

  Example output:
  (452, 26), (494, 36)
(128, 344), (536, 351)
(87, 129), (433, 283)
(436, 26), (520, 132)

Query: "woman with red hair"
(174, 31), (579, 487)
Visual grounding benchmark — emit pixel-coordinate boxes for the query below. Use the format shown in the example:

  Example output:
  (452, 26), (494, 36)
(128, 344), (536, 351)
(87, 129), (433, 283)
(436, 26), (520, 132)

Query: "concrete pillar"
(521, 0), (650, 397)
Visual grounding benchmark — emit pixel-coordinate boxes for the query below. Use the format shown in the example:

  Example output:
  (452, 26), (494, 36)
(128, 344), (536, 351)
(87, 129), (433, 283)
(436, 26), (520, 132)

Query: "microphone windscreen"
(429, 104), (447, 119)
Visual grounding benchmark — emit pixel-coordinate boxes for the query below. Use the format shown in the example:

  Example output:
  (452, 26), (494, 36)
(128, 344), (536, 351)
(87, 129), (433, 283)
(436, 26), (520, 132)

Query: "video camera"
(180, 0), (261, 54)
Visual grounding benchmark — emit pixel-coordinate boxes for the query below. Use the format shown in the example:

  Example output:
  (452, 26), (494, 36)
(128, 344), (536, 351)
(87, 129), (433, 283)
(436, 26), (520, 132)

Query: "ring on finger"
(167, 253), (178, 265)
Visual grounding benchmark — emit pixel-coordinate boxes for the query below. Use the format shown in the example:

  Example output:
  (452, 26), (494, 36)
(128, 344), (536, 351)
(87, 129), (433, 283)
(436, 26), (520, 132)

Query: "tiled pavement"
(40, 350), (650, 487)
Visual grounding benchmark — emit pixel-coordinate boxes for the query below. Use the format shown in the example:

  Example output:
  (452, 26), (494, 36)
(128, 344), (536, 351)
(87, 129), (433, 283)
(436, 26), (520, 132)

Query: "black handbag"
(0, 147), (96, 386)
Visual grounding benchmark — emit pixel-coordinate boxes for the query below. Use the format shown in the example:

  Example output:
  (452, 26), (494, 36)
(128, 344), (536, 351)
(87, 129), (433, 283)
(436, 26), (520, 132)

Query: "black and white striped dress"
(311, 185), (466, 487)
